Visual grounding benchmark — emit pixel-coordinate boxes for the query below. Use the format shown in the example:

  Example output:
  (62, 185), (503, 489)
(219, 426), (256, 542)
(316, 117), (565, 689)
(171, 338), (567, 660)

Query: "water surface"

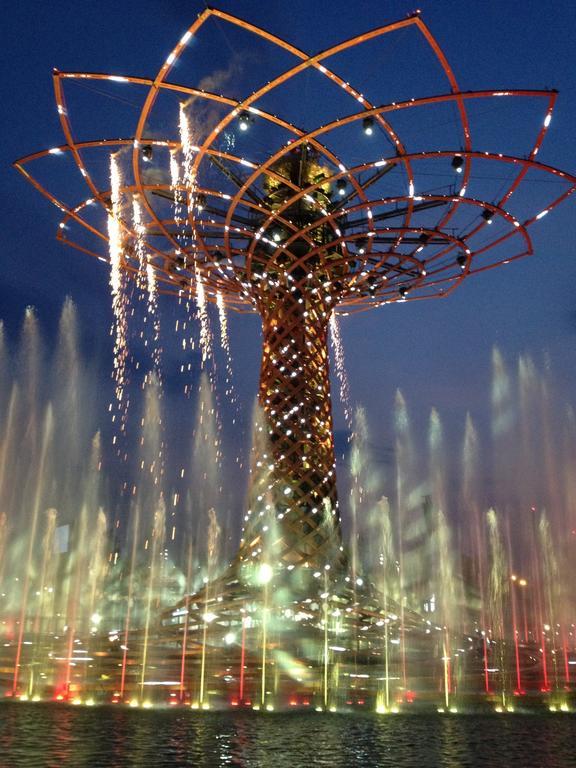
(0, 703), (575, 768)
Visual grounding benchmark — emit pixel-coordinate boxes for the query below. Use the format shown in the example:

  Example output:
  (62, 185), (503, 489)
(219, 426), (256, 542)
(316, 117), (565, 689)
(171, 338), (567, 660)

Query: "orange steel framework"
(14, 9), (576, 571)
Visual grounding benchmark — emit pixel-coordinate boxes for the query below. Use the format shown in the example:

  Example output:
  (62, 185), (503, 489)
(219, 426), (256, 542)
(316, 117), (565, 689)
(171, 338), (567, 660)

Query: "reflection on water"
(0, 704), (575, 768)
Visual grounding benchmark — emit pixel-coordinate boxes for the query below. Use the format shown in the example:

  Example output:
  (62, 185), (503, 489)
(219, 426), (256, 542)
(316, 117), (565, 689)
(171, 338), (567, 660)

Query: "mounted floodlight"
(451, 155), (464, 173)
(142, 144), (153, 162)
(336, 179), (346, 196)
(482, 208), (494, 223)
(456, 254), (467, 270)
(238, 111), (251, 131)
(363, 116), (374, 136)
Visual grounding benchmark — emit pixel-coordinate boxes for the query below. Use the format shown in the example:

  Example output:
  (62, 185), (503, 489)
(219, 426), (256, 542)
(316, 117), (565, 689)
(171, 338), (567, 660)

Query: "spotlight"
(336, 179), (347, 196)
(456, 254), (467, 270)
(142, 144), (153, 162)
(238, 111), (251, 131)
(418, 232), (430, 244)
(362, 116), (374, 136)
(482, 208), (494, 223)
(398, 285), (409, 298)
(451, 154), (464, 173)
(356, 237), (367, 255)
(196, 193), (206, 210)
(272, 229), (283, 243)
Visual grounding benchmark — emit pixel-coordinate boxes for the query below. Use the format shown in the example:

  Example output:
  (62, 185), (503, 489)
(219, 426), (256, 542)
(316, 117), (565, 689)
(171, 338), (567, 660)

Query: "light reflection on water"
(0, 704), (575, 768)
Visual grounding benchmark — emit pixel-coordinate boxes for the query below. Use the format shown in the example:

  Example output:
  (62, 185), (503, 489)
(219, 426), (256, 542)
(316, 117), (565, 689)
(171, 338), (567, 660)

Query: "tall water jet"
(12, 405), (53, 696)
(491, 347), (515, 510)
(429, 408), (460, 709)
(538, 512), (562, 696)
(139, 496), (166, 701)
(369, 496), (396, 712)
(487, 508), (510, 710)
(198, 508), (221, 709)
(393, 389), (415, 694)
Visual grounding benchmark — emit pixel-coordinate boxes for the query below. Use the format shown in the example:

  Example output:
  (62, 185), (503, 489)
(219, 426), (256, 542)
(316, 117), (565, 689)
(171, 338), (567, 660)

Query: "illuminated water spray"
(198, 508), (221, 709)
(487, 508), (510, 710)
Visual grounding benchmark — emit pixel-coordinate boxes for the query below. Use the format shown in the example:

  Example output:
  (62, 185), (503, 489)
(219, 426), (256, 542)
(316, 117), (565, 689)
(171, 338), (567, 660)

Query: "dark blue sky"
(2, 0), (576, 452)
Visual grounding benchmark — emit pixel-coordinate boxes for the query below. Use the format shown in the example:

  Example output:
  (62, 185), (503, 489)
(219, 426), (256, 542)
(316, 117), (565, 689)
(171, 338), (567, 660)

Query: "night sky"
(2, 0), (576, 492)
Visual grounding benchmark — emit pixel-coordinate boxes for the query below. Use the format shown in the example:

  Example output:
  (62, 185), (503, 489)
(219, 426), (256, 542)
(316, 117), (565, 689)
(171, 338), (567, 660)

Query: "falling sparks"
(107, 153), (129, 433)
(195, 266), (213, 367)
(170, 149), (184, 230)
(329, 312), (352, 432)
(132, 198), (147, 294)
(147, 263), (162, 373)
(216, 291), (230, 356)
(217, 291), (238, 410)
(179, 102), (197, 225)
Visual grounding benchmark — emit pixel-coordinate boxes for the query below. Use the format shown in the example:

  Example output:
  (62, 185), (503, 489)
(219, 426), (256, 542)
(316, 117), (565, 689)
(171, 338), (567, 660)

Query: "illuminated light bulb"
(258, 563), (274, 585)
(336, 179), (346, 196)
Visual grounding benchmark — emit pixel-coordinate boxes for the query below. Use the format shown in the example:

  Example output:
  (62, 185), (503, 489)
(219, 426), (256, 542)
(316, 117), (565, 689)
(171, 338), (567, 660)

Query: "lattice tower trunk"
(237, 293), (344, 570)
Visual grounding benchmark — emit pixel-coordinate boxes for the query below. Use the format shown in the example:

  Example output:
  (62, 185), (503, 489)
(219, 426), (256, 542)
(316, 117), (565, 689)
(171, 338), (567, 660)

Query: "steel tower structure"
(15, 8), (576, 574)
